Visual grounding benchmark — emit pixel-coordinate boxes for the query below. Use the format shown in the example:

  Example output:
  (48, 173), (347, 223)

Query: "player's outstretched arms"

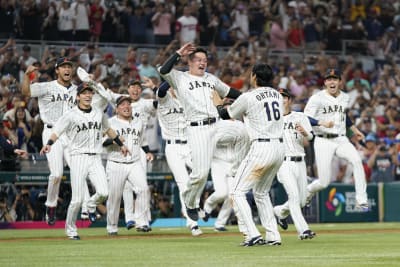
(22, 65), (38, 97)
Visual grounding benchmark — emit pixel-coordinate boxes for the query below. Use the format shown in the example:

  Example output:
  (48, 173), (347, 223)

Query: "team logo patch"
(325, 187), (345, 216)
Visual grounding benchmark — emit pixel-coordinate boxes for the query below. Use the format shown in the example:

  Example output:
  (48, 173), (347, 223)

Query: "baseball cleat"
(46, 207), (56, 226)
(126, 220), (136, 230)
(356, 202), (370, 212)
(68, 235), (81, 240)
(88, 212), (97, 223)
(136, 225), (152, 232)
(276, 216), (288, 230)
(191, 226), (203, 236)
(201, 211), (210, 222)
(242, 236), (265, 247)
(214, 226), (228, 232)
(186, 207), (199, 221)
(265, 240), (282, 246)
(80, 212), (89, 220)
(299, 230), (316, 240)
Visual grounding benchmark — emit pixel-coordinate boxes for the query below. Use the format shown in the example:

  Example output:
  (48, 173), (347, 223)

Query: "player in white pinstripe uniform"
(142, 78), (203, 236)
(159, 43), (241, 221)
(303, 69), (369, 211)
(273, 88), (333, 240)
(215, 63), (284, 246)
(202, 106), (250, 232)
(104, 96), (151, 235)
(40, 83), (129, 240)
(22, 58), (79, 225)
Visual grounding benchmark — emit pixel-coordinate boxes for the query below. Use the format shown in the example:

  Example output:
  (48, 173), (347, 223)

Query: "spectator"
(3, 95), (32, 126)
(95, 53), (121, 84)
(0, 48), (20, 82)
(0, 121), (28, 171)
(19, 0), (41, 40)
(152, 3), (173, 45)
(101, 4), (122, 42)
(128, 5), (147, 44)
(175, 5), (199, 46)
(137, 52), (159, 81)
(71, 0), (90, 41)
(13, 186), (35, 221)
(367, 142), (397, 183)
(287, 18), (305, 49)
(12, 106), (32, 151)
(0, 0), (16, 39)
(269, 16), (287, 51)
(18, 45), (37, 83)
(57, 0), (76, 41)
(89, 0), (104, 43)
(0, 191), (16, 222)
(79, 44), (102, 73)
(41, 1), (59, 41)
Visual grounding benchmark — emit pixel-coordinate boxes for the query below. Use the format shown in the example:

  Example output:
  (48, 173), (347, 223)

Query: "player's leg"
(335, 140), (368, 207)
(204, 159), (230, 217)
(139, 150), (151, 223)
(127, 161), (151, 231)
(253, 149), (284, 244)
(307, 138), (337, 197)
(122, 183), (135, 226)
(42, 129), (64, 224)
(164, 144), (199, 231)
(65, 155), (88, 238)
(183, 126), (216, 211)
(214, 198), (232, 230)
(80, 181), (91, 219)
(106, 161), (127, 234)
(86, 155), (109, 214)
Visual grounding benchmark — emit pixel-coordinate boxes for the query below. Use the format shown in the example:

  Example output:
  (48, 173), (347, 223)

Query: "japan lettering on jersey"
(304, 90), (349, 136)
(282, 112), (313, 157)
(157, 91), (187, 140)
(53, 106), (110, 155)
(228, 87), (284, 140)
(30, 80), (77, 125)
(105, 116), (144, 163)
(160, 69), (230, 121)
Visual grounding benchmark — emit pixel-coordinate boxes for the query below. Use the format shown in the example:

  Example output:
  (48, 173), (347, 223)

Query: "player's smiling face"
(189, 52), (207, 76)
(56, 64), (73, 85)
(324, 77), (341, 97)
(117, 100), (132, 119)
(77, 89), (94, 108)
(128, 84), (142, 101)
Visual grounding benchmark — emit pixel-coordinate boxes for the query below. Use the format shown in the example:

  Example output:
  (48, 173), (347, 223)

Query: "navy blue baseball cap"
(116, 96), (131, 106)
(55, 57), (73, 68)
(76, 83), (94, 95)
(324, 68), (341, 80)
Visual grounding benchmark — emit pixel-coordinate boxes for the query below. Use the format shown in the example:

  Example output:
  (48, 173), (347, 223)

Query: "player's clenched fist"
(176, 42), (196, 56)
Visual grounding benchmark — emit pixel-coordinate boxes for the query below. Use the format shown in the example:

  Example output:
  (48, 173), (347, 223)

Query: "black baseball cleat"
(242, 236), (265, 247)
(46, 207), (56, 226)
(299, 230), (316, 240)
(202, 211), (210, 222)
(186, 208), (199, 221)
(266, 240), (282, 246)
(68, 235), (81, 240)
(136, 225), (152, 232)
(126, 220), (135, 230)
(88, 212), (97, 223)
(276, 216), (288, 230)
(214, 226), (227, 232)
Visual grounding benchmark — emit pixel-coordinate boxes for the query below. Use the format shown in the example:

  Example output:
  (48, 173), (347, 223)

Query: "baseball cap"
(116, 96), (131, 106)
(22, 45), (31, 52)
(365, 134), (377, 143)
(128, 79), (142, 88)
(55, 57), (73, 68)
(324, 68), (341, 80)
(279, 88), (294, 98)
(387, 124), (396, 131)
(76, 83), (94, 95)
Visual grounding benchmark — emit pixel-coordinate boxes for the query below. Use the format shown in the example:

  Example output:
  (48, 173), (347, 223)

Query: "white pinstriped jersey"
(282, 112), (313, 157)
(214, 120), (250, 176)
(228, 87), (284, 141)
(105, 116), (144, 163)
(53, 106), (110, 155)
(157, 92), (186, 140)
(304, 90), (348, 136)
(30, 80), (77, 125)
(160, 69), (230, 121)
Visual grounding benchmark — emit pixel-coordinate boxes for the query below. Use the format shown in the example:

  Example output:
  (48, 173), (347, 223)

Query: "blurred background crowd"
(1, 0), (400, 223)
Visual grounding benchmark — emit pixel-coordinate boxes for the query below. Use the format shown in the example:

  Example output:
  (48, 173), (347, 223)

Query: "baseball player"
(22, 60), (108, 226)
(105, 96), (151, 235)
(273, 88), (322, 240)
(40, 83), (129, 240)
(159, 42), (241, 221)
(202, 103), (250, 232)
(304, 68), (369, 211)
(215, 63), (284, 246)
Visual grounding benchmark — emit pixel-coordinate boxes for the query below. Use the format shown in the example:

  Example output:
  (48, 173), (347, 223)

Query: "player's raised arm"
(21, 65), (38, 97)
(159, 42), (195, 75)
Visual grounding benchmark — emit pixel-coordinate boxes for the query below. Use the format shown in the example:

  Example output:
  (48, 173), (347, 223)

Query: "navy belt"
(256, 138), (283, 143)
(110, 160), (134, 164)
(46, 125), (53, 129)
(317, 134), (343, 139)
(284, 156), (303, 162)
(166, 139), (187, 144)
(190, 117), (216, 126)
(84, 153), (97, 156)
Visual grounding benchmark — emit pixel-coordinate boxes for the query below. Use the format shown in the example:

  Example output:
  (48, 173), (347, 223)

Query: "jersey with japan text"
(157, 91), (187, 140)
(282, 111), (313, 157)
(53, 106), (110, 155)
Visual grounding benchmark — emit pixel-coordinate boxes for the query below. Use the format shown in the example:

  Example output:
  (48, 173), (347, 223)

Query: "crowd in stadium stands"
(1, 0), (400, 222)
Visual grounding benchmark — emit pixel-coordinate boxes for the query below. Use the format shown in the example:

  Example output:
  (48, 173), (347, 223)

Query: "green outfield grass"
(1, 222), (400, 267)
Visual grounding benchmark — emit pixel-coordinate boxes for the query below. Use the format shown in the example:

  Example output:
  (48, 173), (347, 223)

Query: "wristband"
(47, 140), (54, 146)
(113, 136), (124, 147)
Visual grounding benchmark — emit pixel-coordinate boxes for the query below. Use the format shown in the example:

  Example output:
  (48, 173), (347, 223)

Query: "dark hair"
(14, 106), (28, 129)
(252, 63), (274, 87)
(188, 48), (208, 61)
